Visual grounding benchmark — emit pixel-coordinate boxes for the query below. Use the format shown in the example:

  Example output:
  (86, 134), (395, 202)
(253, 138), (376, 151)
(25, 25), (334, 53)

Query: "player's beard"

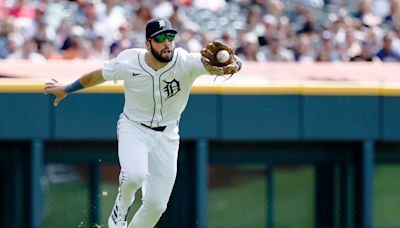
(150, 44), (174, 63)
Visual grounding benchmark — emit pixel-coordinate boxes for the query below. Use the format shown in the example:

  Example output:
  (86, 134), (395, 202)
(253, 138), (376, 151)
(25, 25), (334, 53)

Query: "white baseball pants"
(115, 114), (180, 228)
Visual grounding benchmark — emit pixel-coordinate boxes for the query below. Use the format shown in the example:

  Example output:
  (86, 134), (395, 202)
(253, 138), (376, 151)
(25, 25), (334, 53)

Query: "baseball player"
(44, 18), (241, 228)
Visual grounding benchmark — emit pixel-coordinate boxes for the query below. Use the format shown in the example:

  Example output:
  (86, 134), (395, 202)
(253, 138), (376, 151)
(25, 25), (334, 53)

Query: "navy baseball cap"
(145, 18), (177, 39)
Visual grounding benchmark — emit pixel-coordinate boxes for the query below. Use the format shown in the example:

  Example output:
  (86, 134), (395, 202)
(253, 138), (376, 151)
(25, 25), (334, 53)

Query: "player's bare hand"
(44, 79), (67, 106)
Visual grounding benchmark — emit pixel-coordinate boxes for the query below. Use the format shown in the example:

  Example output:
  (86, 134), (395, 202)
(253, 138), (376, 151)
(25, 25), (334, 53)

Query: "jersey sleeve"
(190, 53), (209, 78)
(102, 50), (132, 81)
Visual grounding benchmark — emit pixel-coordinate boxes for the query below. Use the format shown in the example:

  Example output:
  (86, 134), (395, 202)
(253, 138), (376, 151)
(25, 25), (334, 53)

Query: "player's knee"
(145, 200), (168, 215)
(124, 170), (146, 187)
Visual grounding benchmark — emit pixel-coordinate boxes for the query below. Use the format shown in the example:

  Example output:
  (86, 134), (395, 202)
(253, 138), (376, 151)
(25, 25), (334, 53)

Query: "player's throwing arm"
(44, 69), (105, 106)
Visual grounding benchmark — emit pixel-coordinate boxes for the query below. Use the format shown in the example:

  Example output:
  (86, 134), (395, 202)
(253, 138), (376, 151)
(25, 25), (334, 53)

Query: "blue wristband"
(64, 80), (84, 93)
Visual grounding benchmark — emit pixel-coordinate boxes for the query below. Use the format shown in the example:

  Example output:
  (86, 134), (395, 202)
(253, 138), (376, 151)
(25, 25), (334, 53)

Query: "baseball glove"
(201, 41), (241, 76)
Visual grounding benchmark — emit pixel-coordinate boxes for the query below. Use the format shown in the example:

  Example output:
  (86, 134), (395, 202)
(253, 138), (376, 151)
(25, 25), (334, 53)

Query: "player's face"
(149, 32), (176, 62)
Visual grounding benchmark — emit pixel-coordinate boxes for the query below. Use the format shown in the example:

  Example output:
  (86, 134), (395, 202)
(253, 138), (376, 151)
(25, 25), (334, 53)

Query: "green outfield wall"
(1, 62), (400, 228)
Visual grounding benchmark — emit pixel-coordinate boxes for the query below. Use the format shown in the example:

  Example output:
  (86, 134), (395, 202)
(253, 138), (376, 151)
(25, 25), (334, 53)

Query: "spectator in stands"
(5, 33), (22, 60)
(342, 28), (362, 61)
(19, 38), (46, 61)
(296, 8), (317, 36)
(350, 41), (377, 61)
(7, 0), (36, 38)
(279, 16), (296, 48)
(0, 32), (8, 59)
(221, 30), (237, 51)
(315, 30), (342, 62)
(0, 0), (6, 21)
(96, 0), (127, 43)
(293, 34), (315, 62)
(384, 0), (400, 28)
(130, 3), (153, 47)
(295, 0), (324, 9)
(259, 35), (294, 61)
(8, 0), (35, 19)
(82, 3), (102, 42)
(355, 0), (383, 28)
(0, 19), (15, 58)
(39, 0), (65, 32)
(39, 40), (63, 60)
(168, 3), (185, 31)
(2, 0), (400, 64)
(109, 23), (133, 58)
(175, 27), (202, 52)
(91, 35), (109, 60)
(34, 19), (55, 44)
(393, 26), (400, 51)
(199, 31), (213, 48)
(236, 32), (262, 61)
(375, 30), (400, 61)
(193, 0), (226, 11)
(259, 14), (278, 47)
(363, 25), (383, 53)
(353, 0), (373, 20)
(245, 5), (265, 40)
(76, 38), (94, 60)
(62, 26), (84, 60)
(55, 19), (72, 51)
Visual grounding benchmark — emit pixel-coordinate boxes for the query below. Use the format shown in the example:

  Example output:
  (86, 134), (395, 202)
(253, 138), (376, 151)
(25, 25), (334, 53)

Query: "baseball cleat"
(108, 204), (128, 228)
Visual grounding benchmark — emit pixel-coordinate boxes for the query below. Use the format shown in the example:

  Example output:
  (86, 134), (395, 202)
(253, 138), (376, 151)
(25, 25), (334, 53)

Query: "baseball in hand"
(216, 50), (230, 64)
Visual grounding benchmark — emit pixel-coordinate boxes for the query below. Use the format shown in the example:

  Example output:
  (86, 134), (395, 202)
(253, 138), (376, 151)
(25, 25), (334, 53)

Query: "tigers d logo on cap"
(146, 18), (178, 39)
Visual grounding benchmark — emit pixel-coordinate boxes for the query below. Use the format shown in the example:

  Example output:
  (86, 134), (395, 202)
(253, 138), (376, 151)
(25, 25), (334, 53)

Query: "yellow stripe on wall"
(300, 86), (381, 96)
(3, 80), (400, 96)
(0, 84), (45, 93)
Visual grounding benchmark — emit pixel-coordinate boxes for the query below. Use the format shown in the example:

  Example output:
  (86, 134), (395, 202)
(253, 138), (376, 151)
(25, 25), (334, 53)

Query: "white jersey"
(102, 47), (208, 127)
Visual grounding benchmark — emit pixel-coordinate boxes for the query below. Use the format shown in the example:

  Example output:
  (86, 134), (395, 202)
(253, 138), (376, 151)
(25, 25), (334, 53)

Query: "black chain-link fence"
(42, 164), (92, 228)
(208, 165), (315, 228)
(2, 157), (400, 228)
(41, 164), (142, 228)
(207, 164), (400, 228)
(373, 165), (400, 227)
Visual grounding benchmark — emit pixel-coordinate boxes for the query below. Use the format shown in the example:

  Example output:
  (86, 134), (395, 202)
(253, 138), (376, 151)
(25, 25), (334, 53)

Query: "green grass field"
(373, 165), (400, 227)
(208, 167), (314, 228)
(43, 181), (142, 228)
(42, 165), (400, 228)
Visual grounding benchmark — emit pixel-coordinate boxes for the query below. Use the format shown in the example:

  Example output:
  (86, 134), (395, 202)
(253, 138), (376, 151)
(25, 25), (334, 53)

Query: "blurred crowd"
(1, 0), (400, 62)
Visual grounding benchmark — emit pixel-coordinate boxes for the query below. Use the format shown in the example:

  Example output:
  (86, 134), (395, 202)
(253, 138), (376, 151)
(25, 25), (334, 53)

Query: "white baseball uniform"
(102, 47), (208, 228)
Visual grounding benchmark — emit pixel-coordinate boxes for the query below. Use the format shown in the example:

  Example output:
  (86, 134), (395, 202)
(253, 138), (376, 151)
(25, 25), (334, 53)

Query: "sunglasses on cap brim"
(151, 33), (176, 43)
